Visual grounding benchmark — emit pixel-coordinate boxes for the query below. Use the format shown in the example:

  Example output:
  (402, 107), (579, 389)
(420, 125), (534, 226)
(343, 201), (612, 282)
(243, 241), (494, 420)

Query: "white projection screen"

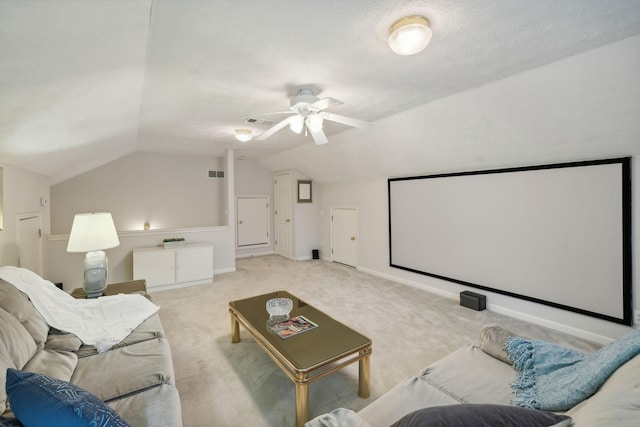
(388, 158), (632, 325)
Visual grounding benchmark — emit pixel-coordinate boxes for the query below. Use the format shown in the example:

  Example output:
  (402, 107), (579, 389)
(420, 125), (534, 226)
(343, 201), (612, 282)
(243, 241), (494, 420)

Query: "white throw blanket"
(0, 266), (159, 352)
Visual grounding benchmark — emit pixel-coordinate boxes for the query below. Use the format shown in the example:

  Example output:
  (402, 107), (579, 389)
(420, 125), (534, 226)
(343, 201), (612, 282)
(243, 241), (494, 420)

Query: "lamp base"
(83, 251), (108, 298)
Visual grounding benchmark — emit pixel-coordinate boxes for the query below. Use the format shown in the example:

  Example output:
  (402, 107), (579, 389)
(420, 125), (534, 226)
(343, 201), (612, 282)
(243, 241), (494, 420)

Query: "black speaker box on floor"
(460, 290), (486, 311)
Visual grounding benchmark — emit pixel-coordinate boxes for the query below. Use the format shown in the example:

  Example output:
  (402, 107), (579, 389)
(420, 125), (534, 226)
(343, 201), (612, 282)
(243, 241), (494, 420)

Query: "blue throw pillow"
(5, 368), (130, 427)
(0, 417), (22, 427)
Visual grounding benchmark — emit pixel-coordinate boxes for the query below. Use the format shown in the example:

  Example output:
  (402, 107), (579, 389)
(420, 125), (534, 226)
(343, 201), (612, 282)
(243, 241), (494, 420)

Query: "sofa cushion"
(0, 280), (49, 347)
(71, 337), (175, 402)
(358, 376), (462, 427)
(1, 307), (37, 414)
(107, 383), (183, 427)
(390, 404), (572, 427)
(77, 314), (165, 358)
(23, 349), (78, 382)
(6, 368), (130, 427)
(419, 345), (515, 405)
(44, 331), (82, 352)
(566, 353), (640, 426)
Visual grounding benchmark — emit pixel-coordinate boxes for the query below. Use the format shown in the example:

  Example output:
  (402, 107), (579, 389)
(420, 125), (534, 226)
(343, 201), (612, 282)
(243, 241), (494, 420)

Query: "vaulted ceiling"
(1, 1), (639, 184)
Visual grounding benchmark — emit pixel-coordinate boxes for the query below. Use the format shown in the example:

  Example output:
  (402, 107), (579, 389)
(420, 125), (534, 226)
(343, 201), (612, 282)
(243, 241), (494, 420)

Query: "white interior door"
(236, 196), (269, 247)
(17, 213), (42, 275)
(274, 172), (293, 259)
(331, 207), (358, 267)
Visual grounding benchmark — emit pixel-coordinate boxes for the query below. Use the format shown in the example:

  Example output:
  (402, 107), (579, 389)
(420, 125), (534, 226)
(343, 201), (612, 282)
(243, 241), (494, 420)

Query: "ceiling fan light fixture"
(388, 16), (432, 56)
(289, 115), (304, 134)
(234, 128), (253, 142)
(306, 114), (323, 133)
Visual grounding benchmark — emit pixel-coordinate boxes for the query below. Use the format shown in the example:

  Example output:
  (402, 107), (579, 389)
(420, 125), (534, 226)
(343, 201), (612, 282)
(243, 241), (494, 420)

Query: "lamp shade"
(66, 213), (120, 253)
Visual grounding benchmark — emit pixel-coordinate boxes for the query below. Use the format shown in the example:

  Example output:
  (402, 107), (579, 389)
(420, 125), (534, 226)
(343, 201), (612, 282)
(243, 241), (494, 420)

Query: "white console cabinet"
(133, 243), (213, 291)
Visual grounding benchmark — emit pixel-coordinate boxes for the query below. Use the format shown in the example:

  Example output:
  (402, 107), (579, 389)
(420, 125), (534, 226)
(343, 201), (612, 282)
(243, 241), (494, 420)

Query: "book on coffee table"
(268, 315), (318, 339)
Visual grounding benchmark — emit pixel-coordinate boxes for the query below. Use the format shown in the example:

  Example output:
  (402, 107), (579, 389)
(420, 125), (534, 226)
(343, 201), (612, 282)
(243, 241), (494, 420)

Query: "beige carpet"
(151, 255), (599, 427)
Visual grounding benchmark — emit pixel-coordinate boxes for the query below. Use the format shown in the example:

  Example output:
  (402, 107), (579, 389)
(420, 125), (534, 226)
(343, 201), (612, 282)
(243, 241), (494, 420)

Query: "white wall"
(46, 151), (237, 289)
(50, 151), (226, 234)
(46, 226), (234, 291)
(315, 37), (640, 344)
(234, 157), (275, 257)
(0, 163), (50, 267)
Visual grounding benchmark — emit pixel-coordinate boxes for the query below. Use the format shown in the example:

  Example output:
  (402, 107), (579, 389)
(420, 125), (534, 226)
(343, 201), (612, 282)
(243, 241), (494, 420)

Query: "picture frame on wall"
(297, 180), (312, 203)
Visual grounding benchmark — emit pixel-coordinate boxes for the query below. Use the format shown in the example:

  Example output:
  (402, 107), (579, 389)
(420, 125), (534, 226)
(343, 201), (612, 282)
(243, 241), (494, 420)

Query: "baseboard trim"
(215, 267), (236, 275)
(357, 266), (455, 299)
(236, 251), (275, 259)
(147, 279), (213, 293)
(357, 265), (614, 345)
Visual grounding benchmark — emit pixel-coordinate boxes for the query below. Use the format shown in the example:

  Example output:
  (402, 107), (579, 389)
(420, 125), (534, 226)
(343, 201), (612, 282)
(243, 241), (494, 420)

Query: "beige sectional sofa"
(0, 279), (182, 426)
(307, 326), (640, 427)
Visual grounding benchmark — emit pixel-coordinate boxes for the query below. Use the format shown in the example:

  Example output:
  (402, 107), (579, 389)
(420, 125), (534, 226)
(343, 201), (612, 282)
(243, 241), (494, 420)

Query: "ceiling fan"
(251, 88), (373, 145)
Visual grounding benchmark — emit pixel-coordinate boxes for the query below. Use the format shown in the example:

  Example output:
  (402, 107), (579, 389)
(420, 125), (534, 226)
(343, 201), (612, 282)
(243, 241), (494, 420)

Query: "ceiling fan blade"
(308, 125), (328, 145)
(320, 112), (373, 129)
(309, 97), (343, 111)
(255, 116), (295, 140)
(242, 111), (295, 120)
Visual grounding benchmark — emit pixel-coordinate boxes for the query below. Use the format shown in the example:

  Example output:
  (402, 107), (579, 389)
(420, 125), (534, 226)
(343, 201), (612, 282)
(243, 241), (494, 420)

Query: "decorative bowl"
(266, 297), (293, 318)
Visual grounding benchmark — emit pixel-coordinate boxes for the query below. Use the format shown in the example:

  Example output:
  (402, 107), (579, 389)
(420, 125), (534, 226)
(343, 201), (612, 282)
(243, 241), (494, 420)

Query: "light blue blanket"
(505, 329), (640, 411)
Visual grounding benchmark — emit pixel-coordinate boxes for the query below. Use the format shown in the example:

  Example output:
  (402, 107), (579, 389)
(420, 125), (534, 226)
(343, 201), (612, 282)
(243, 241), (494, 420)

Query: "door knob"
(351, 236), (356, 241)
(239, 220), (243, 224)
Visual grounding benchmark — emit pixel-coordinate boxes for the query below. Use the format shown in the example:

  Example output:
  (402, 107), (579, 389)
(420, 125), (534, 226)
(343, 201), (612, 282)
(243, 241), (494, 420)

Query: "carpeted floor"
(151, 255), (599, 427)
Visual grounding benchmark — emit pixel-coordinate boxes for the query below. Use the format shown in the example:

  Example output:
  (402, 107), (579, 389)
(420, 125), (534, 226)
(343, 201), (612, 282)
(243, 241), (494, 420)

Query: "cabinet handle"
(286, 219), (291, 223)
(239, 220), (243, 224)
(351, 236), (356, 241)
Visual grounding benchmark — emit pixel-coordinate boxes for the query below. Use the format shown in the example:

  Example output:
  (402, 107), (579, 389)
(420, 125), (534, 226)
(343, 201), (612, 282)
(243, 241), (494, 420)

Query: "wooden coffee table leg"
(358, 348), (371, 398)
(295, 375), (309, 427)
(230, 311), (240, 343)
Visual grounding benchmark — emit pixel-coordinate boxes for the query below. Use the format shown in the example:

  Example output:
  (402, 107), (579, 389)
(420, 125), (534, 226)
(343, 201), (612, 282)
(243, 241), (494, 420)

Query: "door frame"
(16, 211), (43, 276)
(330, 206), (358, 267)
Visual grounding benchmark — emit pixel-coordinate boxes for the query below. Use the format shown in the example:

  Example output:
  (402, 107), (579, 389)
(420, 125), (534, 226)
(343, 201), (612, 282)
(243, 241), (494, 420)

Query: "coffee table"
(229, 291), (372, 427)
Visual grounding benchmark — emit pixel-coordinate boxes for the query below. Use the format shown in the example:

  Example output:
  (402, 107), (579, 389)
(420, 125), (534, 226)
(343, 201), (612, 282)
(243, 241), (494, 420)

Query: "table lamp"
(66, 212), (120, 297)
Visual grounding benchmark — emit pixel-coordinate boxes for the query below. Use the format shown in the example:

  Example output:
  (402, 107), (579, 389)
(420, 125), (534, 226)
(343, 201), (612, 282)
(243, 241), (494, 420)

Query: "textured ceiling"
(1, 0), (639, 184)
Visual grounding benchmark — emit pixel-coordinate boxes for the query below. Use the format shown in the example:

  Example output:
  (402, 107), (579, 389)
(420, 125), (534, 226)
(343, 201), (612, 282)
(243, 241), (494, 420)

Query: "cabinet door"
(176, 246), (213, 283)
(237, 196), (269, 247)
(133, 249), (176, 287)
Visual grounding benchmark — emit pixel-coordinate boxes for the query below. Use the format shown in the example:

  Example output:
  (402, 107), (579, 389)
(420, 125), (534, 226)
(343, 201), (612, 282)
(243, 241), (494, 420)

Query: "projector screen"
(388, 158), (632, 325)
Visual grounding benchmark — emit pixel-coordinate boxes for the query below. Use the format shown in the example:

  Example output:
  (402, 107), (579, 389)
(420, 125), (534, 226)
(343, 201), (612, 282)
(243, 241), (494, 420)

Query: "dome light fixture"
(234, 128), (253, 142)
(388, 16), (432, 56)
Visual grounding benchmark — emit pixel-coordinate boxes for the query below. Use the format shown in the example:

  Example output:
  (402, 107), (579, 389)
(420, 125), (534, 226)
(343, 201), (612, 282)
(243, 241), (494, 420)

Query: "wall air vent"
(208, 171), (225, 178)
(244, 117), (275, 126)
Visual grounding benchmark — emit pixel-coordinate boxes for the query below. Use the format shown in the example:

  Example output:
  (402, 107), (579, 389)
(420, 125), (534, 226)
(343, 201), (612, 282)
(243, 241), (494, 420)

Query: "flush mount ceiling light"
(388, 15), (432, 55)
(234, 128), (253, 142)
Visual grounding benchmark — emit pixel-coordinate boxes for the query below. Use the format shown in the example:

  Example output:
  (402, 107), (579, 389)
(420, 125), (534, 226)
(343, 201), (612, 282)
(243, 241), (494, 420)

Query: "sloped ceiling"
(1, 0), (639, 184)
